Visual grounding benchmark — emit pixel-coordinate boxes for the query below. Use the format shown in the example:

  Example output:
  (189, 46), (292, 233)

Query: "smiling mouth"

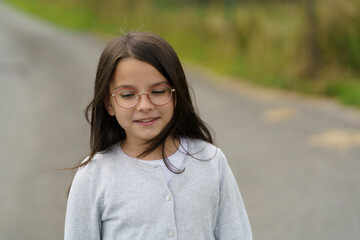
(134, 117), (159, 123)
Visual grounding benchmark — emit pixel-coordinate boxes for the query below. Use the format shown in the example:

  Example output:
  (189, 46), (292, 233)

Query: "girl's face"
(106, 57), (175, 146)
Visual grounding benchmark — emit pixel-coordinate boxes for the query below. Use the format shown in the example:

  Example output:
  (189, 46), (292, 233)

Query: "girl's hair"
(80, 31), (213, 173)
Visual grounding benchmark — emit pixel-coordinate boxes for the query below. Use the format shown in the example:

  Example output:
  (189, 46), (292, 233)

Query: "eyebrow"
(113, 81), (169, 90)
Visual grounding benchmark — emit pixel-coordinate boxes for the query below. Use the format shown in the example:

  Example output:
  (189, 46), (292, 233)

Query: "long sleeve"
(214, 151), (252, 240)
(64, 164), (102, 240)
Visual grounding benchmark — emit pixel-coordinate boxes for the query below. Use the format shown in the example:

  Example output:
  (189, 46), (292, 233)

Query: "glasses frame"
(110, 84), (176, 109)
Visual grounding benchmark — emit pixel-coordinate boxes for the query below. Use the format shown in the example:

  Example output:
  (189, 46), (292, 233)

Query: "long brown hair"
(78, 31), (213, 173)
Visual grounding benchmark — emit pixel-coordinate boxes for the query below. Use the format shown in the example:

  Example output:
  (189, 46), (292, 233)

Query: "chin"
(136, 134), (158, 141)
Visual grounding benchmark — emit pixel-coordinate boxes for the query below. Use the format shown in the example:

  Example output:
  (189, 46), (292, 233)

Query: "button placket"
(164, 193), (176, 238)
(162, 176), (177, 239)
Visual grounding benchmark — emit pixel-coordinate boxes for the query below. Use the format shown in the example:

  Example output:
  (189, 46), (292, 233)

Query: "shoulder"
(185, 138), (228, 168)
(186, 138), (225, 160)
(75, 142), (127, 182)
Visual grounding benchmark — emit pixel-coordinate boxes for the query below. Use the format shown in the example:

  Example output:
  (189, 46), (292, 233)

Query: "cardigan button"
(168, 231), (175, 238)
(165, 195), (171, 201)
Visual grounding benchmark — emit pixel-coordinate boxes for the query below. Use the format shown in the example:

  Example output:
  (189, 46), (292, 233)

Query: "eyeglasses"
(110, 84), (175, 109)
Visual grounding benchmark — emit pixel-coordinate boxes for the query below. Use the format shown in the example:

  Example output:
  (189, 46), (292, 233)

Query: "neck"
(121, 137), (180, 161)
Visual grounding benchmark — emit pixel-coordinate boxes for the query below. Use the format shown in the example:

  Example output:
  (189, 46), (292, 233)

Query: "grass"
(2, 0), (97, 30)
(325, 80), (360, 107)
(3, 0), (360, 108)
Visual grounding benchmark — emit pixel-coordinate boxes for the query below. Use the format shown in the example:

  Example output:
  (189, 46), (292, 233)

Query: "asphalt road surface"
(1, 2), (360, 240)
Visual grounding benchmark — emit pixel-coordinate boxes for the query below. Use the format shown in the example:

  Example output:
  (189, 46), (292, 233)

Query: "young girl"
(64, 31), (252, 240)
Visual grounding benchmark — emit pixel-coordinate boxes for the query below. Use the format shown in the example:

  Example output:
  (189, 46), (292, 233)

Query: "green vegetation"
(3, 0), (360, 107)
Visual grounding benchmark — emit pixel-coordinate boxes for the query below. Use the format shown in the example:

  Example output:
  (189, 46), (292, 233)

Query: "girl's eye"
(151, 90), (166, 95)
(151, 86), (170, 95)
(119, 93), (136, 99)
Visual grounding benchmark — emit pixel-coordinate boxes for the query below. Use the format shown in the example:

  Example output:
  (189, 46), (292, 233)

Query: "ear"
(104, 96), (115, 116)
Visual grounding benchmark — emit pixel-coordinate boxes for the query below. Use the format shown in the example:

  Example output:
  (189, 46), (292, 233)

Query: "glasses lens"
(115, 88), (138, 108)
(149, 85), (172, 105)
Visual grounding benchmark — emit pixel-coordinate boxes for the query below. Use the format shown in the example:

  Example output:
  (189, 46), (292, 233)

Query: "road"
(1, 2), (360, 240)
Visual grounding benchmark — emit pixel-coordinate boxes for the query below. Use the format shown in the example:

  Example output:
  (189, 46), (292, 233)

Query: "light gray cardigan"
(64, 138), (252, 240)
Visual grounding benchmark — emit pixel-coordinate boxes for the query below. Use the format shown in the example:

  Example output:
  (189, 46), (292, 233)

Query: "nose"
(136, 93), (154, 111)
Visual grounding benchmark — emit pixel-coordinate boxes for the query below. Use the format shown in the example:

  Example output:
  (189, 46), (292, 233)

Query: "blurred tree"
(303, 0), (320, 77)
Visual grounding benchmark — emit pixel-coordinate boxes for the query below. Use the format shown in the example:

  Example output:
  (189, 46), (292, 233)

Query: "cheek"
(114, 109), (132, 127)
(165, 102), (175, 120)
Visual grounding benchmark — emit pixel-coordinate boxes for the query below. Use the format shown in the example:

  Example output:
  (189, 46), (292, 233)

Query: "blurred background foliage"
(4, 0), (360, 107)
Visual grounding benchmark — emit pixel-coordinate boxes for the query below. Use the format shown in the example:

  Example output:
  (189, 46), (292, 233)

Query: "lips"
(134, 117), (159, 123)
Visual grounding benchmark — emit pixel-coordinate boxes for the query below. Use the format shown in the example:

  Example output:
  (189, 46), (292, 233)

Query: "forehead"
(110, 58), (168, 90)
